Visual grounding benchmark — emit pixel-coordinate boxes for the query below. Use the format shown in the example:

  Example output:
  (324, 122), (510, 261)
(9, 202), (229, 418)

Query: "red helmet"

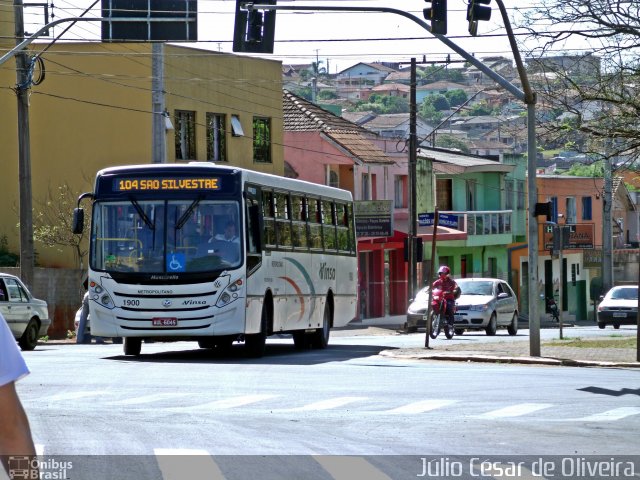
(438, 265), (450, 275)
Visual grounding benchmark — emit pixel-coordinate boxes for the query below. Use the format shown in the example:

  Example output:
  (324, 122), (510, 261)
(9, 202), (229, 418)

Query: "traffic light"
(467, 0), (491, 36)
(424, 0), (447, 35)
(233, 0), (277, 53)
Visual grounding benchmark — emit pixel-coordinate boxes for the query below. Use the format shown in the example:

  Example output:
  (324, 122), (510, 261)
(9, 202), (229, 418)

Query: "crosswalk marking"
(573, 407), (640, 422)
(154, 449), (224, 480)
(110, 392), (190, 406)
(314, 456), (392, 480)
(386, 399), (457, 414)
(47, 391), (108, 401)
(289, 396), (366, 411)
(475, 403), (553, 419)
(165, 394), (278, 412)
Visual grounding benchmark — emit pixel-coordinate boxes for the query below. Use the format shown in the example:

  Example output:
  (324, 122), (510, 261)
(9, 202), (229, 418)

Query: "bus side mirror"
(72, 208), (84, 234)
(248, 204), (262, 253)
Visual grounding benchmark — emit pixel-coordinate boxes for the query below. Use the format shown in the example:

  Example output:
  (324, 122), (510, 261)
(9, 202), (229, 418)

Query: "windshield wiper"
(175, 197), (202, 230)
(130, 198), (155, 230)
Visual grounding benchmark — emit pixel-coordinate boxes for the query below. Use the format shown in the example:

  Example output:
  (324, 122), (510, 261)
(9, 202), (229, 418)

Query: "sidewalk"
(350, 315), (640, 368)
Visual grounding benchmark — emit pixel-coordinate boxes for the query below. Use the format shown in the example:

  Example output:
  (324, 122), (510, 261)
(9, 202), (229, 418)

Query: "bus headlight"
(216, 279), (243, 307)
(89, 280), (115, 310)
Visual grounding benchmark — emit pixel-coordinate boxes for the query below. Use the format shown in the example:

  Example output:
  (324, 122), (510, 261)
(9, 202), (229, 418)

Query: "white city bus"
(72, 163), (358, 356)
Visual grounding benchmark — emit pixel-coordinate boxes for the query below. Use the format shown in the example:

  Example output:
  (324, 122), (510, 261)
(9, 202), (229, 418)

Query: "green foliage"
(418, 66), (464, 84)
(355, 94), (409, 114)
(419, 101), (443, 124)
(563, 161), (604, 177)
(318, 90), (338, 100)
(444, 89), (468, 107)
(465, 101), (496, 116)
(0, 235), (19, 267)
(434, 134), (470, 153)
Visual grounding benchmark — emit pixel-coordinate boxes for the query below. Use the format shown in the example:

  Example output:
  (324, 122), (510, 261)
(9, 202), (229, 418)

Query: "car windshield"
(459, 281), (493, 296)
(610, 288), (638, 300)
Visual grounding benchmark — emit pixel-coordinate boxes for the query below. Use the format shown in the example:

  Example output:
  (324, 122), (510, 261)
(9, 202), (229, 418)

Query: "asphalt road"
(12, 327), (640, 479)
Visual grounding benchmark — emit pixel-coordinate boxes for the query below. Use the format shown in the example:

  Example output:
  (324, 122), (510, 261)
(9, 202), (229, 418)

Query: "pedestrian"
(76, 279), (91, 344)
(0, 312), (37, 477)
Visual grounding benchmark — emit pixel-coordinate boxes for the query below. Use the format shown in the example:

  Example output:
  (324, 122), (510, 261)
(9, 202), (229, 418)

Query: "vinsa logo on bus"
(318, 263), (336, 280)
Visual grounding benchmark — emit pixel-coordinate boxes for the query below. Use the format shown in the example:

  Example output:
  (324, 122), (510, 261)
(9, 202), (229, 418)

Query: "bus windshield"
(91, 199), (241, 274)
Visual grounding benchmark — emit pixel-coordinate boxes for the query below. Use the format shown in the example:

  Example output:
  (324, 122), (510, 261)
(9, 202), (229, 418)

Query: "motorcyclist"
(431, 266), (459, 327)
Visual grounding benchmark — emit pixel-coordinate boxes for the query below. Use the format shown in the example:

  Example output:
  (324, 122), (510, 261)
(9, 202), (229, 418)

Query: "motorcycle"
(547, 296), (560, 322)
(429, 287), (455, 340)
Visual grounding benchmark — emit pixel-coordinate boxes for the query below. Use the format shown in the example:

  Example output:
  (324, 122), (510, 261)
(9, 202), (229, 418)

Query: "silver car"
(0, 273), (51, 350)
(454, 278), (519, 336)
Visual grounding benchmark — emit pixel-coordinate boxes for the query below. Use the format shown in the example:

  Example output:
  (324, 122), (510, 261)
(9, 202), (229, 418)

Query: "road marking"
(314, 456), (392, 480)
(165, 394), (278, 412)
(476, 403), (553, 419)
(574, 407), (640, 422)
(291, 397), (367, 411)
(47, 391), (108, 401)
(110, 392), (190, 406)
(154, 449), (224, 480)
(386, 399), (457, 414)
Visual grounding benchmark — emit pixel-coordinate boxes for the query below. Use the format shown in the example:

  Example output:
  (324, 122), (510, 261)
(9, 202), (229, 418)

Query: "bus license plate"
(152, 318), (178, 327)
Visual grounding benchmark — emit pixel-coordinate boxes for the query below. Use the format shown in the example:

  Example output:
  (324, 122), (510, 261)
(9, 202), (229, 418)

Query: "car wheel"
(597, 322), (606, 329)
(454, 328), (465, 336)
(507, 313), (518, 336)
(485, 313), (497, 336)
(613, 323), (620, 329)
(245, 302), (268, 357)
(311, 301), (331, 349)
(123, 337), (142, 356)
(18, 319), (39, 351)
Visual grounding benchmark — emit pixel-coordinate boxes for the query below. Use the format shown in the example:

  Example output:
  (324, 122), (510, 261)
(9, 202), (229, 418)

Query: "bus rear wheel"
(311, 301), (331, 349)
(123, 337), (142, 356)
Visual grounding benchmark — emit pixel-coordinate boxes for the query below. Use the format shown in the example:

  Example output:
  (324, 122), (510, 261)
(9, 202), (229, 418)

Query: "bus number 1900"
(123, 299), (140, 307)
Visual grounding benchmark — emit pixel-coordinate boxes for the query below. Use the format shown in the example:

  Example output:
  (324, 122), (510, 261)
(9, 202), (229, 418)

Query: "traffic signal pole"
(243, 0), (541, 354)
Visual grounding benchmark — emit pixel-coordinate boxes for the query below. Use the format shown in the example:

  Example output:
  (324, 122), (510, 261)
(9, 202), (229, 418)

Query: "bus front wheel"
(245, 303), (268, 357)
(123, 337), (142, 356)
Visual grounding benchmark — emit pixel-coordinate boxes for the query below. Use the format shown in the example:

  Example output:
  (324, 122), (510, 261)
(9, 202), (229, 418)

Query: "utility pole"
(152, 42), (167, 163)
(14, 0), (35, 289)
(408, 58), (418, 303)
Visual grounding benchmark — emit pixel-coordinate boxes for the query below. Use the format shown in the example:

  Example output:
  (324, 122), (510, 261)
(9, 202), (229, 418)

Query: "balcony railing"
(441, 210), (513, 236)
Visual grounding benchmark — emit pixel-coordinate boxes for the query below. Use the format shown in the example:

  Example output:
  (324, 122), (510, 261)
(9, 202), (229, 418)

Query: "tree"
(445, 89), (468, 108)
(419, 100), (443, 124)
(31, 182), (90, 269)
(355, 94), (409, 114)
(517, 1), (640, 167)
(434, 134), (470, 153)
(563, 161), (604, 177)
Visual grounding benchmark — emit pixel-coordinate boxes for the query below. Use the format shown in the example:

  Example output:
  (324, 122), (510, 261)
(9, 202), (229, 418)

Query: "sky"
(21, 0), (594, 74)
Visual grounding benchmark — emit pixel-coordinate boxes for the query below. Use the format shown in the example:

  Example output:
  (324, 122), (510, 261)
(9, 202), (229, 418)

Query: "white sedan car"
(0, 273), (50, 350)
(453, 278), (519, 336)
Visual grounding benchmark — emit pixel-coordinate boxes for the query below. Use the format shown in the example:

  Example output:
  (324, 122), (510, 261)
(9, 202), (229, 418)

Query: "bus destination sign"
(114, 177), (221, 192)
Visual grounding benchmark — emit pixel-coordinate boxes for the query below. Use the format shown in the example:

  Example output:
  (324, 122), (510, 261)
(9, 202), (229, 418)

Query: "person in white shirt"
(214, 220), (239, 243)
(0, 313), (36, 476)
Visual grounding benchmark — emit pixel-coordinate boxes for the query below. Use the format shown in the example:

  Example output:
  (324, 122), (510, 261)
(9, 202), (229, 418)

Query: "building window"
(329, 170), (339, 188)
(582, 196), (592, 220)
(516, 180), (525, 209)
(361, 173), (370, 200)
(174, 110), (196, 160)
(206, 113), (226, 162)
(394, 175), (407, 208)
(253, 117), (272, 163)
(566, 197), (576, 224)
(505, 179), (514, 210)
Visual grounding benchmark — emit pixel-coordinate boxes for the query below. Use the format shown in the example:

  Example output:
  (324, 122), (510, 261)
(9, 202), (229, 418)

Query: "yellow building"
(0, 13), (284, 268)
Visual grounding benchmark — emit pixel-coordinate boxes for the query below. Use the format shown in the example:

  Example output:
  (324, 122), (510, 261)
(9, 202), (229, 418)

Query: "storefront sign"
(354, 200), (393, 237)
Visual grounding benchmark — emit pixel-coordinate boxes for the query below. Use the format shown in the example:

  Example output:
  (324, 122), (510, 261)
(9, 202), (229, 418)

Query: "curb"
(379, 350), (640, 368)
